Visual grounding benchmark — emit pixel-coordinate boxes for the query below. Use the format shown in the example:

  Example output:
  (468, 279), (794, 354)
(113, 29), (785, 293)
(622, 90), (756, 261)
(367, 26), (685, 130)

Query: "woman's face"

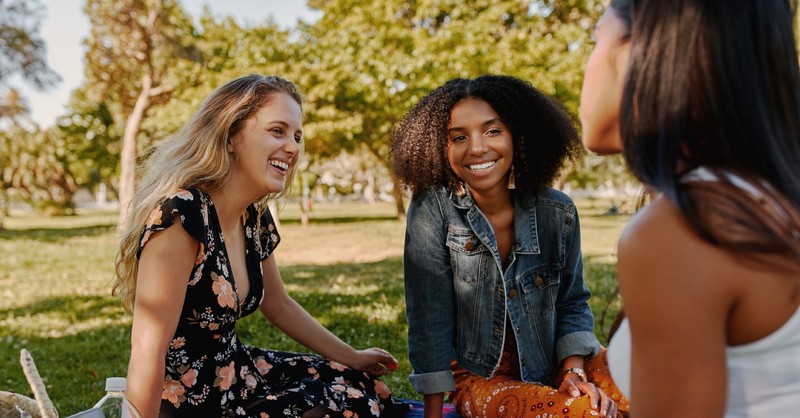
(228, 92), (303, 198)
(446, 98), (514, 197)
(580, 7), (631, 154)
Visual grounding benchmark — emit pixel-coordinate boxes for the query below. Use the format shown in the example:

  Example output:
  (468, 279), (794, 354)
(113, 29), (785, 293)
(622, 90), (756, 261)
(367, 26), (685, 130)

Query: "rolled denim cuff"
(409, 370), (456, 394)
(556, 331), (601, 363)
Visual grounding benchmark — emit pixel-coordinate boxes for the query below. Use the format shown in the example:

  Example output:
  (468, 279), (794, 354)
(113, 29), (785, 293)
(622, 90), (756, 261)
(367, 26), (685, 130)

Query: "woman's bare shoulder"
(617, 196), (738, 309)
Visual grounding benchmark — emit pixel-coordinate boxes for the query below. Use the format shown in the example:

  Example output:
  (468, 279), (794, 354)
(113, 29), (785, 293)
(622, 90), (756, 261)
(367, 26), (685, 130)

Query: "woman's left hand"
(348, 347), (399, 376)
(558, 377), (618, 418)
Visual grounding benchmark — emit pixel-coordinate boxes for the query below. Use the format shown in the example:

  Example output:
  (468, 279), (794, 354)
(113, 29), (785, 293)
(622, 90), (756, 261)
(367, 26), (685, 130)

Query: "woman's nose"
(284, 138), (299, 156)
(468, 135), (488, 154)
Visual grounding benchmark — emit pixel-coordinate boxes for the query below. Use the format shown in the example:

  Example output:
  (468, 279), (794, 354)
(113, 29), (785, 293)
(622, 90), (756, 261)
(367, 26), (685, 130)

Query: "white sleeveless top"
(609, 307), (800, 417)
(608, 167), (800, 417)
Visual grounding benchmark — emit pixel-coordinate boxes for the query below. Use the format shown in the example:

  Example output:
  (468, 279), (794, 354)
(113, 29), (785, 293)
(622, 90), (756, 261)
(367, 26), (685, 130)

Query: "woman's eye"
(450, 135), (466, 142)
(486, 128), (501, 135)
(270, 128), (284, 136)
(295, 135), (303, 144)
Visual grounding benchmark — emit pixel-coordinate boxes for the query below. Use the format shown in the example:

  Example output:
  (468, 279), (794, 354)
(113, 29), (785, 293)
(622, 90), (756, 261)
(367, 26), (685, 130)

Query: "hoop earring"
(507, 165), (516, 190)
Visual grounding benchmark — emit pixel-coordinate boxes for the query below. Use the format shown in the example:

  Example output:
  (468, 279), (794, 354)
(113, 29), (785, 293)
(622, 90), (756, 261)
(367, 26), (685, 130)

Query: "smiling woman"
(391, 75), (628, 418)
(112, 74), (409, 418)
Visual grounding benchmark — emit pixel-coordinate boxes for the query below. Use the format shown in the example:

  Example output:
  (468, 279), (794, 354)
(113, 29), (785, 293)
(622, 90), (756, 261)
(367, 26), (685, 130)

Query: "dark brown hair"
(391, 75), (581, 198)
(614, 0), (800, 267)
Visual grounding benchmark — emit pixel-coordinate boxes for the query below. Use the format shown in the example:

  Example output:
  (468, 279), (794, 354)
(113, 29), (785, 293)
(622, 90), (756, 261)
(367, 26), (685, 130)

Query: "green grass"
(0, 200), (629, 415)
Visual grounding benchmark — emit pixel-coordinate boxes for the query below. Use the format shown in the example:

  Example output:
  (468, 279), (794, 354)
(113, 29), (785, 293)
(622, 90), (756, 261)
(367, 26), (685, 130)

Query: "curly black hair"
(391, 75), (582, 198)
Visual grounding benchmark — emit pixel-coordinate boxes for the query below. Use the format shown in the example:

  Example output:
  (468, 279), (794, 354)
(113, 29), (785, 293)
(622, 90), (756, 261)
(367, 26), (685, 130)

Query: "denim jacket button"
(464, 235), (475, 251)
(534, 275), (544, 288)
(508, 289), (518, 299)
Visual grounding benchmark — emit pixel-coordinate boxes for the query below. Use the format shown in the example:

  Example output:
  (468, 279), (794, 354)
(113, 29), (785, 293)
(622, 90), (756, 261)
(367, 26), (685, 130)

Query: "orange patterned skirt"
(450, 333), (629, 418)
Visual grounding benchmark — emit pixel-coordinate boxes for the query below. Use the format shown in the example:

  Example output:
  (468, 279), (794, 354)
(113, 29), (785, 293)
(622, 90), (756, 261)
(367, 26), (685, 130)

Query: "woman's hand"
(558, 377), (618, 418)
(347, 347), (399, 376)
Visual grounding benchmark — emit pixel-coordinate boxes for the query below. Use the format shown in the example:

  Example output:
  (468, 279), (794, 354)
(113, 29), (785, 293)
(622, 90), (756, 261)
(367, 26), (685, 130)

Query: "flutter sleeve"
(136, 188), (207, 258)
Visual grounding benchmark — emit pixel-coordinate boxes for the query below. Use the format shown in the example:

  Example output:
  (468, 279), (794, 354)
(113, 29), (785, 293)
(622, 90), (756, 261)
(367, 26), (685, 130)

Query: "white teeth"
(269, 160), (288, 170)
(468, 161), (496, 171)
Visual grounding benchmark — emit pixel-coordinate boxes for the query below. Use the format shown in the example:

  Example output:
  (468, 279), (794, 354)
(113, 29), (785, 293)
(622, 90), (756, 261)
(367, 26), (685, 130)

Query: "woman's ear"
(227, 134), (236, 154)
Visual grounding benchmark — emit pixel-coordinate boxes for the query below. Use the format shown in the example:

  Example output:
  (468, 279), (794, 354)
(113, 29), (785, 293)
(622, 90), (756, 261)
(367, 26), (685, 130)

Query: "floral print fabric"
(138, 188), (408, 417)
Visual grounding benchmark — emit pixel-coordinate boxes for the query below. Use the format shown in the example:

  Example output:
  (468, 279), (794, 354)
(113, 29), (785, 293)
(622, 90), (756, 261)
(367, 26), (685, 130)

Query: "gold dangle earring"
(507, 165), (516, 190)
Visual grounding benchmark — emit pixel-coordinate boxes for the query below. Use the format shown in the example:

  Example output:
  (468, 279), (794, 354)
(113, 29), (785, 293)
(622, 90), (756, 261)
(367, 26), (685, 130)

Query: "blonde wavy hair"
(113, 74), (303, 312)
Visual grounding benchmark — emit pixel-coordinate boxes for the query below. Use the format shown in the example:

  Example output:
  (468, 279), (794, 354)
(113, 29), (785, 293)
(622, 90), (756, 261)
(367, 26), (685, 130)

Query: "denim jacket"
(404, 186), (600, 394)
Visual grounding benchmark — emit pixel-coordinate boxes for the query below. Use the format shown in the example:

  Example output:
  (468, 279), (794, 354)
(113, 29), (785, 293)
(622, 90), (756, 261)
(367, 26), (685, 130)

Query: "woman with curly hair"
(583, 0), (800, 416)
(391, 75), (627, 418)
(114, 74), (408, 418)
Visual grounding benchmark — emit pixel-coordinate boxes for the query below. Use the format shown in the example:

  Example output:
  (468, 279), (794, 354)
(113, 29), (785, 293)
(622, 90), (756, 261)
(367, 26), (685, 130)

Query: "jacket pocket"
(446, 227), (488, 284)
(520, 268), (560, 316)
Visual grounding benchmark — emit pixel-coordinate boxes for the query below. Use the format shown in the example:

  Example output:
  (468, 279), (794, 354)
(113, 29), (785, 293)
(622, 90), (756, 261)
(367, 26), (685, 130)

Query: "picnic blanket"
(401, 399), (461, 418)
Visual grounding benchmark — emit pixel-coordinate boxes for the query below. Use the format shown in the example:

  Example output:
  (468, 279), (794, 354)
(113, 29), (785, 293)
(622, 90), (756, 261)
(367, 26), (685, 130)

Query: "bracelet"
(563, 367), (587, 382)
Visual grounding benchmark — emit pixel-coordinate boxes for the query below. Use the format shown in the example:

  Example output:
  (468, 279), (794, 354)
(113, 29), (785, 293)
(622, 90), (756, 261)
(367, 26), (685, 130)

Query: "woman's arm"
(423, 393), (444, 418)
(403, 193), (457, 418)
(258, 255), (397, 375)
(550, 201), (614, 416)
(618, 197), (730, 417)
(126, 222), (196, 418)
(553, 204), (600, 357)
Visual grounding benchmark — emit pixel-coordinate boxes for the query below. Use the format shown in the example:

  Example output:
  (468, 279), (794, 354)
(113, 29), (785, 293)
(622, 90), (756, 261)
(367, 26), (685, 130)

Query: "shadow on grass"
(0, 255), (621, 413)
(280, 215), (400, 225)
(0, 257), (415, 413)
(0, 319), (131, 415)
(0, 294), (124, 323)
(0, 224), (116, 242)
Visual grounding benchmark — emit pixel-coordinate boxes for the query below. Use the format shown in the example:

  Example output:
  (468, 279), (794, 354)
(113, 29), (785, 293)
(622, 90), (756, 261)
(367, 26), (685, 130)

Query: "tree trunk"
(300, 170), (310, 226)
(117, 74), (152, 231)
(360, 142), (406, 219)
(391, 176), (406, 220)
(364, 173), (376, 204)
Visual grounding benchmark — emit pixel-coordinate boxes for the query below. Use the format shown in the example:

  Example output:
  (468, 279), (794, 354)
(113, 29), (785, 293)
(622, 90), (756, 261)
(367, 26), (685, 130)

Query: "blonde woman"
(114, 74), (408, 418)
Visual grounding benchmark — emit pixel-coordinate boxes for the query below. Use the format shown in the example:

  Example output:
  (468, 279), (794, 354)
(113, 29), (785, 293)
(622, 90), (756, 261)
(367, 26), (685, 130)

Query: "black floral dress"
(137, 188), (409, 418)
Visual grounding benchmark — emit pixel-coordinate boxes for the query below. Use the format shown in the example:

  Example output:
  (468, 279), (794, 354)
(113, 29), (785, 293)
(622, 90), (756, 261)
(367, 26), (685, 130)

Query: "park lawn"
(0, 199), (629, 415)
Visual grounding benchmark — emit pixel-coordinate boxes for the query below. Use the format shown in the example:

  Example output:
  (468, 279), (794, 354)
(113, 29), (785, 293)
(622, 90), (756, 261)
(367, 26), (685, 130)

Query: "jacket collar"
(446, 183), (540, 254)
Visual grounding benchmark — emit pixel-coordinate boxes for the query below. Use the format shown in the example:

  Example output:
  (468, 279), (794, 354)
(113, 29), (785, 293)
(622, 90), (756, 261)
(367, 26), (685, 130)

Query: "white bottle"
(93, 377), (126, 418)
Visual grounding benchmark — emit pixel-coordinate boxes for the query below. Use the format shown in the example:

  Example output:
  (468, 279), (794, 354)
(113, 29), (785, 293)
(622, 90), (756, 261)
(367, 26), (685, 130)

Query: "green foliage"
(144, 12), (296, 140)
(57, 95), (119, 196)
(0, 0), (632, 217)
(82, 0), (199, 119)
(0, 201), (626, 413)
(34, 0), (627, 215)
(0, 0), (60, 90)
(0, 125), (77, 215)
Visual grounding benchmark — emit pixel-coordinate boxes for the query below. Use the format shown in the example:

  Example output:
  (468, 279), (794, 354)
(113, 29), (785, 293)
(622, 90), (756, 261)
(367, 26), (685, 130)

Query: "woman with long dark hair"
(581, 0), (800, 416)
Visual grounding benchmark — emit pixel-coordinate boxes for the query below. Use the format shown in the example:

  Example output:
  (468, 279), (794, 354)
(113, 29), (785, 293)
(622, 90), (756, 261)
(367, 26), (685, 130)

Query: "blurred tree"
(0, 0), (60, 90)
(0, 125), (77, 215)
(297, 0), (609, 217)
(145, 11), (296, 139)
(0, 87), (30, 122)
(82, 0), (200, 229)
(296, 0), (418, 218)
(58, 90), (119, 200)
